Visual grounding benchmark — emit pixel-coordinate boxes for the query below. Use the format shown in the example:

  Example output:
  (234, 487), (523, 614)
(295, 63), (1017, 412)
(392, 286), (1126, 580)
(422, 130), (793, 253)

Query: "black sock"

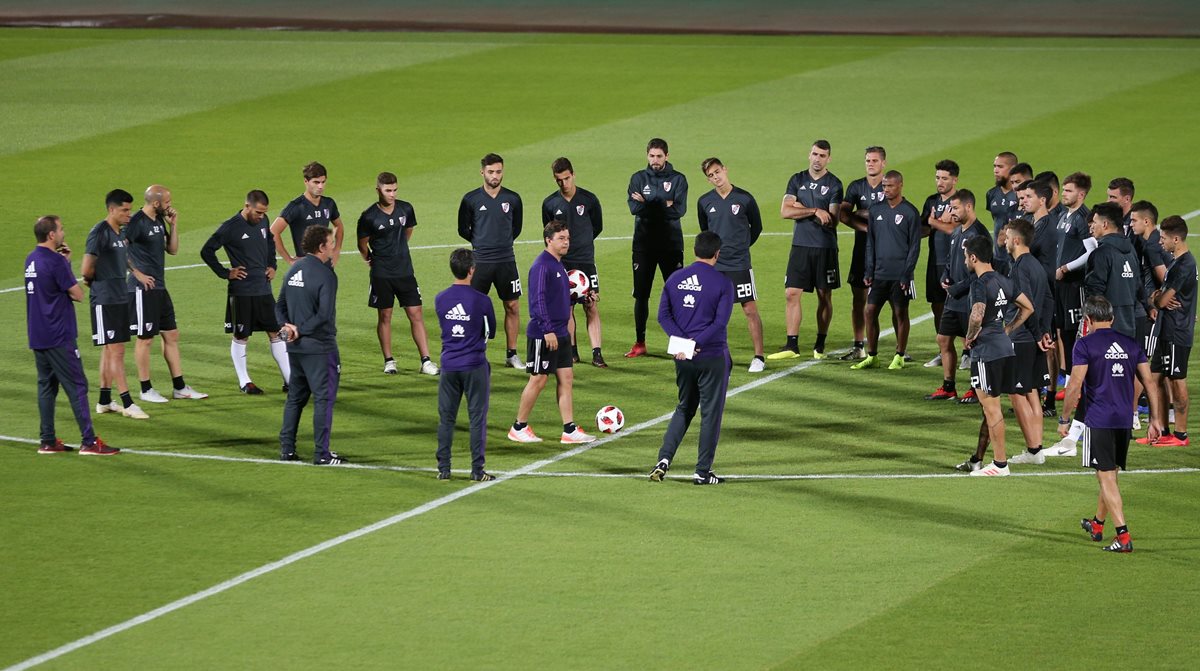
(1094, 517), (1105, 526)
(563, 422), (577, 433)
(593, 347), (602, 356)
(970, 455), (982, 464)
(512, 421), (527, 431)
(944, 379), (956, 392)
(1116, 524), (1129, 536)
(786, 335), (799, 349)
(853, 340), (864, 348)
(1175, 431), (1188, 440)
(1029, 445), (1042, 454)
(385, 356), (395, 363)
(98, 388), (112, 405)
(120, 391), (133, 409)
(754, 355), (765, 362)
(421, 356), (430, 363)
(895, 350), (906, 358)
(814, 333), (827, 352)
(140, 379), (153, 393)
(172, 375), (185, 391)
(868, 350), (878, 357)
(994, 460), (1007, 468)
(507, 348), (517, 358)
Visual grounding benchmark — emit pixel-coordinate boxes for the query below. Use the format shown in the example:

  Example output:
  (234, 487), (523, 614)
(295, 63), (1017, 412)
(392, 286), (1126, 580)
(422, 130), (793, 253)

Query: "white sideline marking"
(5, 309), (909, 671)
(1182, 208), (1200, 221)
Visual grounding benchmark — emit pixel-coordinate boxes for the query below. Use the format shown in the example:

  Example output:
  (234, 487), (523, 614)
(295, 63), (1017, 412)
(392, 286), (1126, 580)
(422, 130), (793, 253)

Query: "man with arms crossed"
(270, 161), (344, 266)
(200, 190), (291, 394)
(625, 138), (687, 358)
(26, 215), (116, 455)
(1144, 216), (1195, 447)
(277, 226), (344, 465)
(125, 184), (207, 403)
(435, 249), (497, 481)
(459, 153), (525, 369)
(357, 171), (438, 376)
(852, 171), (921, 371)
(82, 189), (148, 420)
(838, 146), (887, 360)
(507, 221), (595, 445)
(1062, 296), (1162, 553)
(985, 152), (1019, 273)
(542, 157), (607, 368)
(649, 231), (735, 485)
(697, 157), (765, 372)
(920, 159), (960, 368)
(926, 190), (989, 400)
(770, 140), (843, 361)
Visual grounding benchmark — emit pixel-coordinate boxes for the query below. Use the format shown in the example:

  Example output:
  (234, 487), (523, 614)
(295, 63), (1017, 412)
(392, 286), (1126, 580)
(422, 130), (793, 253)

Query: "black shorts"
(785, 246), (840, 291)
(91, 302), (131, 346)
(1055, 280), (1084, 331)
(471, 261), (522, 301)
(1151, 340), (1189, 379)
(846, 235), (868, 289)
(925, 262), (947, 303)
(130, 287), (177, 337)
(564, 261), (600, 294)
(225, 294), (280, 338)
(369, 275), (422, 309)
(1135, 315), (1154, 354)
(1082, 426), (1131, 471)
(720, 268), (758, 305)
(525, 336), (573, 376)
(866, 279), (914, 307)
(971, 356), (1014, 398)
(632, 251), (683, 300)
(937, 309), (970, 338)
(1011, 341), (1049, 394)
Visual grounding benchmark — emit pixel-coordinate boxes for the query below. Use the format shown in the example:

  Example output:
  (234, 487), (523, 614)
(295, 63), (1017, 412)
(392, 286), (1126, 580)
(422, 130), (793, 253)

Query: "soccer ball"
(595, 405), (625, 433)
(567, 268), (591, 300)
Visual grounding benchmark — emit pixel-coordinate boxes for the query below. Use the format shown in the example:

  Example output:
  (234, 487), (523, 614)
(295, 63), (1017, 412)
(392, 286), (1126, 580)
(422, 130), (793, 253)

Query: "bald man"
(125, 185), (207, 403)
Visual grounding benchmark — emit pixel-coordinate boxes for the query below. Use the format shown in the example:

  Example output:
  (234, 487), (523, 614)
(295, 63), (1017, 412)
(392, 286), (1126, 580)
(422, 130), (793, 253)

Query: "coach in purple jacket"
(649, 231), (734, 485)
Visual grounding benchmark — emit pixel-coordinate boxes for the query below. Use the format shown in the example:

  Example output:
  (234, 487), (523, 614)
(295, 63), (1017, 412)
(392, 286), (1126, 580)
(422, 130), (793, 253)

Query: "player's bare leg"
(1096, 470), (1124, 527)
(161, 329), (183, 378)
(743, 300), (764, 357)
(376, 307), (393, 360)
(404, 305), (432, 358)
(503, 299), (520, 351)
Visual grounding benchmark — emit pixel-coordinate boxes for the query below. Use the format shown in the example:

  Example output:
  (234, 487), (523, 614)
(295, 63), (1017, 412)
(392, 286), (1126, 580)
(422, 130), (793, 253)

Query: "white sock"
(1067, 420), (1085, 441)
(270, 338), (291, 383)
(230, 339), (251, 387)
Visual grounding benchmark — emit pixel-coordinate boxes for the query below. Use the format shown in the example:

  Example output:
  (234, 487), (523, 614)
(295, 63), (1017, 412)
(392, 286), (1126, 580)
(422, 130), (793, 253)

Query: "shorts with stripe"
(970, 355), (1014, 398)
(866, 279), (914, 307)
(1081, 426), (1130, 471)
(525, 336), (573, 376)
(1011, 341), (1049, 394)
(90, 301), (131, 346)
(130, 287), (177, 337)
(1151, 339), (1189, 379)
(225, 293), (280, 338)
(937, 309), (969, 338)
(720, 268), (758, 305)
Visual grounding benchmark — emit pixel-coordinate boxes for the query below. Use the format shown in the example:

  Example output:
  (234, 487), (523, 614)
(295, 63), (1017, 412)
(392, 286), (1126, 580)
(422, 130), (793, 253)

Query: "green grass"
(2, 28), (1199, 669)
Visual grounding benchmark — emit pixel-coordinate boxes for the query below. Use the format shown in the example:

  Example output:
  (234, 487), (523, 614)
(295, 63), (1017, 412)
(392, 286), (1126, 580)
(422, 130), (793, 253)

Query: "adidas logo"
(1105, 342), (1127, 360)
(1015, 382), (1024, 389)
(378, 224), (386, 230)
(683, 294), (696, 307)
(288, 270), (304, 287)
(451, 324), (465, 337)
(24, 261), (36, 278)
(1121, 261), (1134, 278)
(241, 233), (250, 239)
(306, 214), (313, 220)
(995, 288), (1008, 306)
(555, 209), (563, 215)
(479, 205), (487, 211)
(709, 207), (717, 213)
(676, 274), (702, 291)
(444, 303), (471, 321)
(876, 215), (883, 221)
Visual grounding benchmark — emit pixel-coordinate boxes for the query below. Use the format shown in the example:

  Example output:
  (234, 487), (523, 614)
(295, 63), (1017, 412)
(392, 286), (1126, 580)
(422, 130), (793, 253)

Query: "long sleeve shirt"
(526, 250), (571, 339)
(658, 262), (734, 360)
(274, 255), (338, 354)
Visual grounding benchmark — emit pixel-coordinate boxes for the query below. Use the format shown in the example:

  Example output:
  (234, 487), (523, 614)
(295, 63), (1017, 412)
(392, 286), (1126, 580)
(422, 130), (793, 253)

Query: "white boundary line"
(5, 309), (900, 671)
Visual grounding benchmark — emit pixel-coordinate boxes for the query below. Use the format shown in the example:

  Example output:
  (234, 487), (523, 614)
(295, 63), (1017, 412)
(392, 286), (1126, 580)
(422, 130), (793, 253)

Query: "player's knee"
(784, 288), (802, 301)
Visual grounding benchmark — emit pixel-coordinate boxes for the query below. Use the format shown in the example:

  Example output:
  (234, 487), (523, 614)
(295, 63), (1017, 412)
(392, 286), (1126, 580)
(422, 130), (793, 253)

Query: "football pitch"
(3, 27), (1200, 669)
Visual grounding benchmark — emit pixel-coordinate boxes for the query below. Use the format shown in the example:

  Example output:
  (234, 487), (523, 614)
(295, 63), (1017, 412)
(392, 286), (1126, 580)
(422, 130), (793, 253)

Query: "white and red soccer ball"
(567, 269), (591, 300)
(595, 405), (625, 433)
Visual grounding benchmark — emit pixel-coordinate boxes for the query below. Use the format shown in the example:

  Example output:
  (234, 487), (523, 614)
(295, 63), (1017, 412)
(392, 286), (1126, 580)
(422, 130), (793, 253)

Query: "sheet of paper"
(667, 335), (696, 359)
